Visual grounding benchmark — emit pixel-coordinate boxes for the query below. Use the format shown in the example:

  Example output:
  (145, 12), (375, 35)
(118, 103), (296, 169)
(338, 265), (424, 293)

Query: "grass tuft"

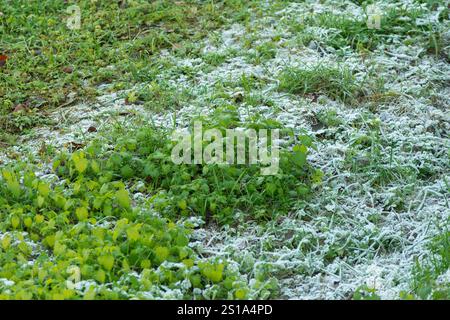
(277, 65), (362, 103)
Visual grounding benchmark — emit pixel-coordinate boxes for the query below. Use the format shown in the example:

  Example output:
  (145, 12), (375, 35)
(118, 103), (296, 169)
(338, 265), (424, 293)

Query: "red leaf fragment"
(0, 55), (8, 67)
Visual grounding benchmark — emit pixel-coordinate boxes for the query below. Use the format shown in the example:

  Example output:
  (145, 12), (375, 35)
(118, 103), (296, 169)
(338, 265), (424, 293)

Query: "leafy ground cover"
(0, 104), (318, 299)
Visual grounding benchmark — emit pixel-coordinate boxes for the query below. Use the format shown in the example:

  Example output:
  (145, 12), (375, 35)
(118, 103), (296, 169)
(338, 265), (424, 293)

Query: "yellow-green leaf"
(11, 216), (20, 229)
(116, 189), (131, 209)
(154, 246), (169, 263)
(1, 235), (11, 250)
(75, 207), (88, 221)
(38, 183), (50, 197)
(72, 152), (88, 174)
(98, 255), (114, 271)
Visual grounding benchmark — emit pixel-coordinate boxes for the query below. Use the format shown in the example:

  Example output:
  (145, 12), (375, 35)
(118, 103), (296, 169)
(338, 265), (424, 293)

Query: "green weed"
(411, 226), (450, 300)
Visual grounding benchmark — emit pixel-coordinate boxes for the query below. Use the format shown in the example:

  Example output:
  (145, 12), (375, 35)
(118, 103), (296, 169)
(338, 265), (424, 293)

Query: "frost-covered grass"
(277, 65), (366, 103)
(0, 0), (449, 300)
(0, 0), (256, 142)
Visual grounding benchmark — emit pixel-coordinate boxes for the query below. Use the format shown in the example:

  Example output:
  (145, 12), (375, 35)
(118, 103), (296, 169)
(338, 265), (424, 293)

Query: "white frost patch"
(0, 278), (15, 287)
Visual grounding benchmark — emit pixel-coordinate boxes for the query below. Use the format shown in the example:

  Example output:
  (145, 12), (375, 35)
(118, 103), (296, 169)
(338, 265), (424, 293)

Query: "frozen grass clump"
(277, 65), (363, 103)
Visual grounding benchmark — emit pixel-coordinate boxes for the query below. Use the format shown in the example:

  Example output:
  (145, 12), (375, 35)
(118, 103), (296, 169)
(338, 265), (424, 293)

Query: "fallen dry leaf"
(13, 104), (27, 113)
(62, 66), (74, 73)
(0, 55), (8, 67)
(172, 43), (182, 50)
(64, 141), (85, 150)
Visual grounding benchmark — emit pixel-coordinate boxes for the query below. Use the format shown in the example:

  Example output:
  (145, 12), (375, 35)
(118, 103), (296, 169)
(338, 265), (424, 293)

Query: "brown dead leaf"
(306, 93), (319, 103)
(172, 43), (182, 50)
(64, 141), (85, 150)
(13, 104), (28, 113)
(0, 141), (9, 148)
(62, 66), (74, 74)
(38, 142), (47, 156)
(232, 91), (244, 103)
